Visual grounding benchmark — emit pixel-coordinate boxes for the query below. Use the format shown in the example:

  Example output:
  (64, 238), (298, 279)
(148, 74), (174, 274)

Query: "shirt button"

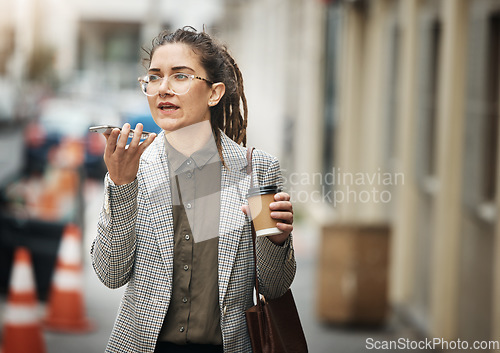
(186, 172), (192, 178)
(184, 234), (190, 240)
(183, 265), (189, 271)
(179, 326), (185, 332)
(186, 160), (192, 166)
(182, 297), (188, 303)
(186, 203), (192, 209)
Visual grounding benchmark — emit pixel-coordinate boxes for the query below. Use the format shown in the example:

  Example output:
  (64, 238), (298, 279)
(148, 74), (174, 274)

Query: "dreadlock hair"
(143, 26), (248, 164)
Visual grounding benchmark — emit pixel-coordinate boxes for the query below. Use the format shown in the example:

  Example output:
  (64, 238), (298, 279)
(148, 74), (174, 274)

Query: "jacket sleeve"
(254, 152), (296, 299)
(90, 174), (138, 289)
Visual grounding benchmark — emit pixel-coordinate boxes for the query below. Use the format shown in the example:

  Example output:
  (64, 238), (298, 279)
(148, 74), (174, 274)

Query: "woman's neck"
(165, 120), (213, 157)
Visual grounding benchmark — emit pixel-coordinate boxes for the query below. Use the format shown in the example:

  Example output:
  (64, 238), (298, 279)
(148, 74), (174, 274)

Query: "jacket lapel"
(141, 133), (175, 277)
(218, 134), (250, 305)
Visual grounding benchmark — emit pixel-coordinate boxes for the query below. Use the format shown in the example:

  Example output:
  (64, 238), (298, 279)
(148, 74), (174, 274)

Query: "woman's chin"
(159, 119), (212, 134)
(155, 118), (183, 132)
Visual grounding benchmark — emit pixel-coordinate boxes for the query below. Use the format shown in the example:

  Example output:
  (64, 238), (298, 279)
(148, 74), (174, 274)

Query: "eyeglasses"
(138, 73), (214, 96)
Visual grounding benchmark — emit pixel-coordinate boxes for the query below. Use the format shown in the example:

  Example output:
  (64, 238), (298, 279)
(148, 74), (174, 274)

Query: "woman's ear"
(208, 82), (226, 107)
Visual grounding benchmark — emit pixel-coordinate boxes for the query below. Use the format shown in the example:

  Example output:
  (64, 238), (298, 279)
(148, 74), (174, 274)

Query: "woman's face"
(146, 43), (217, 132)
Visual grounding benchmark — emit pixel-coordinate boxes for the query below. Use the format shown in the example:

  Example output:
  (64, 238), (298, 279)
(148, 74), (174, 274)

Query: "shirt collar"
(164, 133), (219, 173)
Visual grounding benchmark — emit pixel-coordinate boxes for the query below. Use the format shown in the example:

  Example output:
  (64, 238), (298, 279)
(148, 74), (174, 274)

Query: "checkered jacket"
(91, 131), (296, 353)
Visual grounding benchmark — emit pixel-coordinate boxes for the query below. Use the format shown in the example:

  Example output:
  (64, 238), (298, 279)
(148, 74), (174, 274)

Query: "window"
(425, 21), (441, 177)
(483, 14), (499, 201)
(415, 18), (441, 194)
(321, 4), (341, 181)
(385, 25), (400, 166)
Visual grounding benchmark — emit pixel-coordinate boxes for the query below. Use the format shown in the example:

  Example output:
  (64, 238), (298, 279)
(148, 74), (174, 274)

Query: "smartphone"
(89, 125), (152, 140)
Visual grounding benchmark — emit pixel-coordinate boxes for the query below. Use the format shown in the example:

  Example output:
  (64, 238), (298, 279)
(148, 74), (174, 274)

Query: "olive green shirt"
(158, 135), (222, 345)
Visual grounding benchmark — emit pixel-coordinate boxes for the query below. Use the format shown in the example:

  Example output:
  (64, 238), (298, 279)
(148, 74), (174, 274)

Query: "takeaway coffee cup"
(246, 185), (283, 237)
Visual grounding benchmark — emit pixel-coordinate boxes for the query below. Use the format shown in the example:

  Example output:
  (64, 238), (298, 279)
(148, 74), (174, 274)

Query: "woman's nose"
(158, 77), (174, 96)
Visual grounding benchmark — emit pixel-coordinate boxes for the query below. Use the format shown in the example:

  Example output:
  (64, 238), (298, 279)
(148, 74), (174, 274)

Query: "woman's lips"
(158, 102), (179, 111)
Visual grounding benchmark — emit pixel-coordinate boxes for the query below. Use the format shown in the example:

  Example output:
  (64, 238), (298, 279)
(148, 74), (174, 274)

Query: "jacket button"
(179, 326), (185, 332)
(223, 305), (227, 315)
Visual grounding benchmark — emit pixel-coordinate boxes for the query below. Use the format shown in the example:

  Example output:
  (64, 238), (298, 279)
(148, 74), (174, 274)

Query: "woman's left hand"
(268, 192), (294, 245)
(241, 192), (293, 246)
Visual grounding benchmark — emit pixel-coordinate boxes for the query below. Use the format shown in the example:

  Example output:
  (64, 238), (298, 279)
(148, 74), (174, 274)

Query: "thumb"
(241, 205), (250, 217)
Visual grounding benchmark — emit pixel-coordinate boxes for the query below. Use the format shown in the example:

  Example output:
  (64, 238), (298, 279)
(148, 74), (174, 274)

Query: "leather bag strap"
(246, 147), (255, 188)
(246, 147), (262, 308)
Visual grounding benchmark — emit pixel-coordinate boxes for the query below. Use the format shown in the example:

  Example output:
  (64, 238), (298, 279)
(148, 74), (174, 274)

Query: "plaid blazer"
(91, 131), (296, 353)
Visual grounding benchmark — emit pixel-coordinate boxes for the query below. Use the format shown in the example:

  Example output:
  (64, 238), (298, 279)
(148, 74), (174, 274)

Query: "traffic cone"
(43, 223), (94, 332)
(0, 247), (46, 353)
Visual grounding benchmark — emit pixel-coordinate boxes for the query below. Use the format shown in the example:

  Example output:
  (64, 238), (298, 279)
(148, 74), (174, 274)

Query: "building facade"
(306, 0), (500, 348)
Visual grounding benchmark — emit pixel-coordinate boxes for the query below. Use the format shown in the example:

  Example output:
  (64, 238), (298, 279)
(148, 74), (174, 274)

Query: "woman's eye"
(145, 75), (161, 82)
(174, 73), (189, 80)
(147, 75), (161, 82)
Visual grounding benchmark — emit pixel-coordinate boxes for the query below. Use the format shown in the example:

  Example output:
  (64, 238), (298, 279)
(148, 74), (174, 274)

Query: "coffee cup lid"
(246, 185), (278, 198)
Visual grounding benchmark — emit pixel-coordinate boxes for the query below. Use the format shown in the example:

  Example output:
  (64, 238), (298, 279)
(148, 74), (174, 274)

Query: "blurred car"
(25, 97), (122, 179)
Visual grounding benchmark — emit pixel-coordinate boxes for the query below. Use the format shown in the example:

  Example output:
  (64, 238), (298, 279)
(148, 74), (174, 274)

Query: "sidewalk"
(1, 180), (434, 352)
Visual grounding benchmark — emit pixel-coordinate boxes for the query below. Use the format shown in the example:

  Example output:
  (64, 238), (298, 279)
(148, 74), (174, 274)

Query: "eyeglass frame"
(137, 73), (214, 96)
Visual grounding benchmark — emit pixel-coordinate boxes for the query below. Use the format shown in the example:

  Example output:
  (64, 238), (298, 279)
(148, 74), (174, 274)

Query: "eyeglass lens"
(142, 74), (192, 96)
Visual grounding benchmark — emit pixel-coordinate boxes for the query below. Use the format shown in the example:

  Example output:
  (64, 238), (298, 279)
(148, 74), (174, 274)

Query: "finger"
(128, 123), (143, 150)
(274, 192), (290, 202)
(116, 123), (130, 149)
(276, 222), (293, 234)
(240, 205), (250, 216)
(137, 132), (157, 154)
(270, 200), (293, 212)
(270, 211), (293, 224)
(104, 128), (120, 157)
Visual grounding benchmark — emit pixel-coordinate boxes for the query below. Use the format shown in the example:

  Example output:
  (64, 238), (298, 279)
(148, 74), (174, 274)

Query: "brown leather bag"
(244, 147), (308, 353)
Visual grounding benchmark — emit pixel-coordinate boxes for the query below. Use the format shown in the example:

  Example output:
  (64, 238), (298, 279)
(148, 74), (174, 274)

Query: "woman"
(91, 27), (296, 353)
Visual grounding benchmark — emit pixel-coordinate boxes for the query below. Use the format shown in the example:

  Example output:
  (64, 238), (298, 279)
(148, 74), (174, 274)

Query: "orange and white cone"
(0, 247), (46, 353)
(43, 223), (94, 332)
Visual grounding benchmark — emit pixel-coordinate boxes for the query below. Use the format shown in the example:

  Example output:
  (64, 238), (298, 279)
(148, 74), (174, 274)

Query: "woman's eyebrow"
(148, 68), (161, 73)
(171, 65), (195, 72)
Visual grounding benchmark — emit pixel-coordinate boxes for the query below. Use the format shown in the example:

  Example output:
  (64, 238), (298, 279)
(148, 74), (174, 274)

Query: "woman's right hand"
(103, 123), (156, 185)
